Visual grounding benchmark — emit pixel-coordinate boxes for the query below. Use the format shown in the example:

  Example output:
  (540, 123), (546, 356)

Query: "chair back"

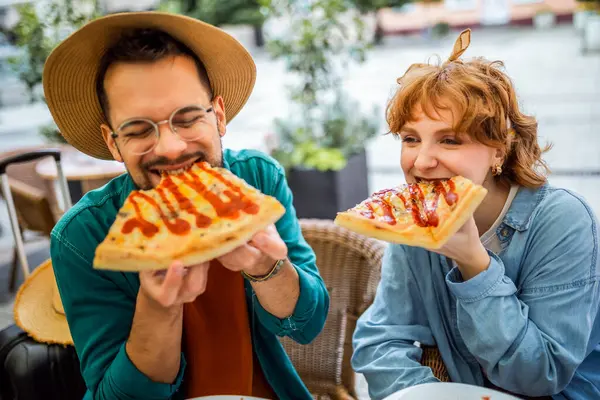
(0, 146), (62, 235)
(281, 219), (386, 398)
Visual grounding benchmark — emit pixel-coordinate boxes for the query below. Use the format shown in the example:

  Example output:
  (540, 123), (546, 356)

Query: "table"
(36, 147), (126, 204)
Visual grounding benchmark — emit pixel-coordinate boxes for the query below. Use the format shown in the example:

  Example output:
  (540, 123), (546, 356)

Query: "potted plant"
(260, 0), (380, 220)
(533, 4), (556, 29)
(8, 0), (99, 144)
(578, 0), (600, 52)
(162, 0), (268, 47)
(574, 0), (596, 32)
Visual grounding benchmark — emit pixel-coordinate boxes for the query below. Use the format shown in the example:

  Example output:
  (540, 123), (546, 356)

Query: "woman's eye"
(441, 138), (460, 145)
(401, 136), (418, 143)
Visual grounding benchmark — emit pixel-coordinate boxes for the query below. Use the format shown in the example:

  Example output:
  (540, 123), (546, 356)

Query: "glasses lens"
(117, 120), (157, 155)
(170, 106), (209, 141)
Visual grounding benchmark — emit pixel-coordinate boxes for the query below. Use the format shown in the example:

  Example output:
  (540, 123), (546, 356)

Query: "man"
(45, 11), (329, 400)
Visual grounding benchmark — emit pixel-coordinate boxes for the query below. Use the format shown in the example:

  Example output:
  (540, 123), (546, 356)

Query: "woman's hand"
(429, 216), (491, 281)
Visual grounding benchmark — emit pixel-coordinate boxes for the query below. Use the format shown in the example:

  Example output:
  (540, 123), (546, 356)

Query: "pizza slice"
(334, 176), (487, 249)
(93, 161), (286, 272)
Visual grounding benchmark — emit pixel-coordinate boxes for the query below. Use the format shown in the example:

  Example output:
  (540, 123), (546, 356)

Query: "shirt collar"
(503, 183), (549, 231)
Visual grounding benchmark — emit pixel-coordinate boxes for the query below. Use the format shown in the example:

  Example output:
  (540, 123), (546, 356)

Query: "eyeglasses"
(110, 104), (215, 155)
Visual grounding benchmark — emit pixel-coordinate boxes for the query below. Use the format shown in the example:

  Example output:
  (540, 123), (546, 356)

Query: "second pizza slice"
(334, 176), (487, 249)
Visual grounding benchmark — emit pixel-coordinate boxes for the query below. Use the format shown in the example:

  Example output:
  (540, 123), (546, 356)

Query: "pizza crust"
(334, 211), (438, 248)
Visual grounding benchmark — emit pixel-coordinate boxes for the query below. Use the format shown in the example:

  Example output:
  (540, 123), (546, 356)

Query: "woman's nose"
(413, 147), (438, 170)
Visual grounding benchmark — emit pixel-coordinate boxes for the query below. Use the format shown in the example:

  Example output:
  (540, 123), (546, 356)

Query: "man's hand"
(217, 224), (288, 277)
(138, 261), (211, 309)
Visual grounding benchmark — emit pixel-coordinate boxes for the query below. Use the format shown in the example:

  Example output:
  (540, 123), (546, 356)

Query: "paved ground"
(0, 23), (598, 398)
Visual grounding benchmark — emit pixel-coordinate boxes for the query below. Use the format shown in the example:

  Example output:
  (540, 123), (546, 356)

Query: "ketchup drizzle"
(121, 164), (259, 238)
(359, 180), (459, 227)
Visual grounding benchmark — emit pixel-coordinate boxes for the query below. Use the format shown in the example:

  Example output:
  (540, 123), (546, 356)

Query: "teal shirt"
(50, 149), (330, 400)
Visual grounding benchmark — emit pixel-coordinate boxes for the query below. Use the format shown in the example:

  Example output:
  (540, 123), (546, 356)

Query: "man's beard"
(132, 148), (224, 191)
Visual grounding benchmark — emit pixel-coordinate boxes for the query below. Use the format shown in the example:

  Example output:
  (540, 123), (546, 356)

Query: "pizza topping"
(162, 175), (212, 228)
(367, 199), (396, 225)
(358, 179), (459, 228)
(121, 162), (261, 238)
(179, 163), (259, 219)
(122, 192), (187, 237)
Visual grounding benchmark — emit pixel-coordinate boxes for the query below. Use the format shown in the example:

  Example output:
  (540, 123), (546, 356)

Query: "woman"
(351, 29), (600, 400)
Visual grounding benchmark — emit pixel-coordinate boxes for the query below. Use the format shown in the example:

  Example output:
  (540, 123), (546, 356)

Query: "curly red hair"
(386, 33), (551, 188)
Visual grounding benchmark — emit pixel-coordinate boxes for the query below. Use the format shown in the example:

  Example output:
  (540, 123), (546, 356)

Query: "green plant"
(8, 4), (52, 104)
(260, 0), (380, 172)
(576, 0), (600, 12)
(163, 0), (267, 27)
(268, 93), (379, 171)
(431, 21), (450, 37)
(9, 0), (99, 143)
(40, 122), (68, 144)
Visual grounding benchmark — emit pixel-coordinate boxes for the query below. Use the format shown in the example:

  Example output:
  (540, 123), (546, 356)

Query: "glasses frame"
(110, 104), (215, 155)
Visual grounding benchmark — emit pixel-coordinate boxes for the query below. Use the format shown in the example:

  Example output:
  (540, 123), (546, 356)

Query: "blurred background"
(0, 0), (598, 330)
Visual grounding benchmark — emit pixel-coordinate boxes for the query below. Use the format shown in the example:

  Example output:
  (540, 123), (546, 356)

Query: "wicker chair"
(0, 146), (63, 290)
(281, 219), (449, 399)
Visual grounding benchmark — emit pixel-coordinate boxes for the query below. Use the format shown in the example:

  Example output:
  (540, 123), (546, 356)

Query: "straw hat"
(43, 11), (257, 160)
(13, 260), (73, 346)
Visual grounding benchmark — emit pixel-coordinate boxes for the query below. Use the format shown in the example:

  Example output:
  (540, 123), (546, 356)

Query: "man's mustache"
(142, 152), (207, 170)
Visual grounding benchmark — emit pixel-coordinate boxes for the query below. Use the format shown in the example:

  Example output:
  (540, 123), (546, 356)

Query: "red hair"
(386, 46), (551, 188)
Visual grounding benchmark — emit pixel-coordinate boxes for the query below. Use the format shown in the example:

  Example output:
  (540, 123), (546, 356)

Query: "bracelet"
(242, 258), (286, 283)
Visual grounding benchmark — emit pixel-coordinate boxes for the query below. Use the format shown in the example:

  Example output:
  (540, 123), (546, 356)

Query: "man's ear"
(213, 96), (227, 137)
(101, 124), (123, 162)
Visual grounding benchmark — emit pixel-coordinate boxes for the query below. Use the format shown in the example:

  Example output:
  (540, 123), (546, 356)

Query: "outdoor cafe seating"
(0, 147), (449, 399)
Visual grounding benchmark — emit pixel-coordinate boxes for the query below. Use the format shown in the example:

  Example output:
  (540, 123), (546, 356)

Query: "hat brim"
(13, 259), (73, 346)
(43, 11), (257, 160)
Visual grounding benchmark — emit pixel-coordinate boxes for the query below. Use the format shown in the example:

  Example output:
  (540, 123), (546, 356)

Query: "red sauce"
(121, 163), (259, 238)
(122, 192), (190, 237)
(162, 175), (212, 228)
(359, 203), (375, 219)
(359, 198), (397, 225)
(361, 180), (459, 227)
(199, 163), (259, 215)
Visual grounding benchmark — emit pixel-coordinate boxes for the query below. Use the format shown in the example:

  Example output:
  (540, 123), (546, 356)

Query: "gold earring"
(492, 164), (503, 176)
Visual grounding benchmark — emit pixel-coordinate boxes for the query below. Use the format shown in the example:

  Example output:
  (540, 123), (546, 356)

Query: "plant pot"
(534, 12), (556, 29)
(583, 13), (600, 52)
(287, 149), (369, 220)
(574, 10), (594, 32)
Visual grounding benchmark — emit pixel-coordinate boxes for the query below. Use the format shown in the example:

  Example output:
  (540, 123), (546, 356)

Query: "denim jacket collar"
(503, 183), (549, 232)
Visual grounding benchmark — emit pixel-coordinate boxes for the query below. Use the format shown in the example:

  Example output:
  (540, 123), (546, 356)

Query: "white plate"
(383, 382), (522, 400)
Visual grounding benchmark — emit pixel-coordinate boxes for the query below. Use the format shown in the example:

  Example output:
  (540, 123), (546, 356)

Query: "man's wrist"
(243, 256), (278, 277)
(138, 288), (183, 317)
(242, 258), (287, 283)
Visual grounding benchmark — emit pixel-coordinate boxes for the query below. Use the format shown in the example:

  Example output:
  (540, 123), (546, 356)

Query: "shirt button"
(501, 228), (509, 237)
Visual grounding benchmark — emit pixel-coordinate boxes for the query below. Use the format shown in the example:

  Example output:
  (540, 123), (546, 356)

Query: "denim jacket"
(352, 184), (600, 400)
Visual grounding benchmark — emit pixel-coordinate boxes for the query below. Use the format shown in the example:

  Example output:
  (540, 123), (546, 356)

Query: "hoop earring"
(492, 164), (503, 176)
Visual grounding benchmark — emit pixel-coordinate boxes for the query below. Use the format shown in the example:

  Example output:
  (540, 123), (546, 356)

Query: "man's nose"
(153, 122), (187, 159)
